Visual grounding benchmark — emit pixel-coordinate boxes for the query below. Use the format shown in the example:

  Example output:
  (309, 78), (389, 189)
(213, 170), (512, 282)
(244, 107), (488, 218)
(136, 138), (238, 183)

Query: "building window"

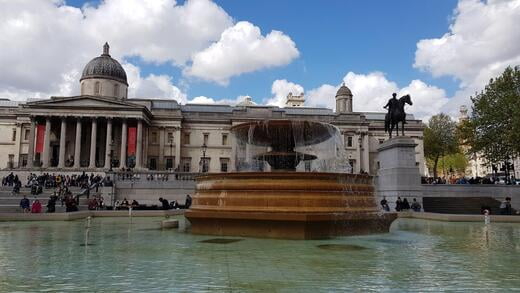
(305, 161), (311, 172)
(166, 157), (174, 170)
(349, 159), (356, 172)
(183, 132), (190, 145)
(24, 129), (30, 141)
(201, 157), (210, 173)
(346, 136), (353, 147)
(203, 133), (209, 146)
(149, 158), (157, 170)
(20, 154), (28, 167)
(12, 129), (16, 142)
(151, 131), (158, 144)
(114, 83), (119, 97)
(222, 133), (228, 145)
(94, 82), (100, 95)
(220, 158), (230, 172)
(181, 157), (191, 172)
(167, 132), (174, 144)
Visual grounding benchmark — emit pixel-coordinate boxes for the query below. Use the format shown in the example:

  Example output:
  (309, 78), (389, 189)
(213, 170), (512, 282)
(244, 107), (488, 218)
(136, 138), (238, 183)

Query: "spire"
(102, 42), (110, 56)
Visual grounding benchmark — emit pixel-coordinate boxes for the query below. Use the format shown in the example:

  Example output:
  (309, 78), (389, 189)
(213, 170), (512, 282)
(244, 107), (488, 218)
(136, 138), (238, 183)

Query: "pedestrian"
(395, 197), (403, 212)
(20, 196), (30, 213)
(380, 196), (390, 212)
(402, 198), (411, 210)
(411, 198), (422, 212)
(500, 197), (512, 215)
(31, 199), (42, 213)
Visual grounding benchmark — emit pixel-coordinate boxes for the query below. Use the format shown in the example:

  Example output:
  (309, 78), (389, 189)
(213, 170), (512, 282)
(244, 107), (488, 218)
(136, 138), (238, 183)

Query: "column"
(356, 133), (362, 174)
(175, 128), (181, 170)
(159, 127), (165, 170)
(120, 119), (127, 168)
(104, 118), (112, 169)
(362, 133), (370, 173)
(89, 118), (97, 168)
(73, 118), (82, 169)
(27, 117), (36, 168)
(58, 117), (67, 168)
(42, 117), (51, 168)
(135, 119), (143, 169)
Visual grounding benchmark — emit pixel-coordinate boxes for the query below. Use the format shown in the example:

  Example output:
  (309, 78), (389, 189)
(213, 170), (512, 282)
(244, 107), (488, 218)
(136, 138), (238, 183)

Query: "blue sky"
(67, 0), (458, 101)
(1, 0), (518, 119)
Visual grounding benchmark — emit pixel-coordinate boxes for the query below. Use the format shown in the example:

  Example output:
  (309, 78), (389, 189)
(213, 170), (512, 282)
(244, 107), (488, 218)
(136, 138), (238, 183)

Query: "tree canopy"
(459, 66), (520, 165)
(424, 113), (459, 178)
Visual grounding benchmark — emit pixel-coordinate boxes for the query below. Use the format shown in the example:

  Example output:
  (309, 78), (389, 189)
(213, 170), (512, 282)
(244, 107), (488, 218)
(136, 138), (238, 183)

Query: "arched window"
(114, 83), (119, 97)
(94, 82), (100, 95)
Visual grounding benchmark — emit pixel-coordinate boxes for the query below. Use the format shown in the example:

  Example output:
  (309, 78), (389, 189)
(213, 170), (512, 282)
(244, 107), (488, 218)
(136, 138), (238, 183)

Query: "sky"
(0, 0), (519, 120)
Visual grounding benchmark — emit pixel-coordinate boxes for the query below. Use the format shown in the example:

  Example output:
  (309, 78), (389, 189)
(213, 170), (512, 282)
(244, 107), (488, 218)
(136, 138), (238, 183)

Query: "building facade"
(0, 44), (426, 175)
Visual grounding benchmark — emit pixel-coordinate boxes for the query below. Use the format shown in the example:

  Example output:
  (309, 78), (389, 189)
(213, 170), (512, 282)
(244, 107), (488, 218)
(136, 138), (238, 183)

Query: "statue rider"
(383, 93), (399, 115)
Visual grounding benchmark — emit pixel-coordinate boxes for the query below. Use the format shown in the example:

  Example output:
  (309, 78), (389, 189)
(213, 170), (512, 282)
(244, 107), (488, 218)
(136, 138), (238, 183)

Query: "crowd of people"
(380, 196), (422, 212)
(422, 176), (516, 185)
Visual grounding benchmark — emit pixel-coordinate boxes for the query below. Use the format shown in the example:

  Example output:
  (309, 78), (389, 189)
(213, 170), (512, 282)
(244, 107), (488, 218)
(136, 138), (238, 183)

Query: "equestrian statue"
(384, 93), (413, 138)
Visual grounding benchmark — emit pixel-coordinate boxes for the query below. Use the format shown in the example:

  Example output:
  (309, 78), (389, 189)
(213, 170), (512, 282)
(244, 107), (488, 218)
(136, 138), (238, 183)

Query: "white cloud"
(187, 94), (253, 105)
(186, 21), (299, 85)
(414, 0), (520, 115)
(295, 71), (449, 120)
(124, 63), (187, 103)
(305, 84), (337, 109)
(83, 0), (233, 65)
(266, 79), (304, 107)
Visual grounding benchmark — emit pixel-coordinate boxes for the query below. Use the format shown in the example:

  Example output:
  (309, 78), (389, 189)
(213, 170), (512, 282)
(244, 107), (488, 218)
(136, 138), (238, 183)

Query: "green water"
(0, 217), (519, 292)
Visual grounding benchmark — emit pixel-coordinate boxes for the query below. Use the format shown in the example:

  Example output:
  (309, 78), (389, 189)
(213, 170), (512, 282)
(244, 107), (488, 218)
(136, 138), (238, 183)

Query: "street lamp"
(201, 142), (207, 173)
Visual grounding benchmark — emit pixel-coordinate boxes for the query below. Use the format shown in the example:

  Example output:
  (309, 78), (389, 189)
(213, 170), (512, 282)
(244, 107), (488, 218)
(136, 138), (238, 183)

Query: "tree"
(459, 66), (520, 178)
(424, 113), (459, 178)
(426, 152), (468, 177)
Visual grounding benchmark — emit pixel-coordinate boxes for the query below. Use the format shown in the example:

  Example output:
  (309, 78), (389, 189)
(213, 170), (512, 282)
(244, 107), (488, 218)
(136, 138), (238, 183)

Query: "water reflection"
(0, 217), (519, 291)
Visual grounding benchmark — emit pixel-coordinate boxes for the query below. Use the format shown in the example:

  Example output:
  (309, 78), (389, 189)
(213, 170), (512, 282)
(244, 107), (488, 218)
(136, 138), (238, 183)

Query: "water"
(0, 217), (519, 292)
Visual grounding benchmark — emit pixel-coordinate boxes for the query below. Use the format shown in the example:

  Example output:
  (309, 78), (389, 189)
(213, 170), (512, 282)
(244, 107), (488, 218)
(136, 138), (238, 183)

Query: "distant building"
(0, 44), (426, 175)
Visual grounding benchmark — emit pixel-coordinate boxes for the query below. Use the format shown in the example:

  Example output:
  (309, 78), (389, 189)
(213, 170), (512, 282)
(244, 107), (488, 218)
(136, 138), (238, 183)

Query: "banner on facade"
(35, 124), (45, 153)
(127, 127), (137, 155)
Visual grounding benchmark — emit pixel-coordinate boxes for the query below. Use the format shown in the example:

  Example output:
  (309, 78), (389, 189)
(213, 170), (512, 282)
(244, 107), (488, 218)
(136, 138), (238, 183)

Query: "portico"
(21, 96), (152, 170)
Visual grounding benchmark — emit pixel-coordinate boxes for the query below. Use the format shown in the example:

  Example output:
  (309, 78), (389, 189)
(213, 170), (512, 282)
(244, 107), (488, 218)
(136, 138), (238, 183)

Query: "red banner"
(127, 127), (137, 156)
(35, 124), (45, 153)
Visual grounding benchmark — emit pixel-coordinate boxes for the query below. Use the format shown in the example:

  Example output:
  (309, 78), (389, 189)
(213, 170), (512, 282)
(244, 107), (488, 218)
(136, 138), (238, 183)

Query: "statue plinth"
(376, 137), (423, 208)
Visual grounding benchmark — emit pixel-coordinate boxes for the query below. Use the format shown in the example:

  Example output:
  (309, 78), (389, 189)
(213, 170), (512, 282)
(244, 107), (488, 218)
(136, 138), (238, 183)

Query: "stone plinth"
(377, 137), (422, 208)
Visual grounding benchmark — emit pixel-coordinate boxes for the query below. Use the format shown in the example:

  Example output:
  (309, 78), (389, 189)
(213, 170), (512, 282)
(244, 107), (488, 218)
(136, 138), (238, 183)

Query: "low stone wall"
(398, 211), (520, 223)
(0, 210), (184, 221)
(377, 184), (520, 211)
(422, 184), (520, 210)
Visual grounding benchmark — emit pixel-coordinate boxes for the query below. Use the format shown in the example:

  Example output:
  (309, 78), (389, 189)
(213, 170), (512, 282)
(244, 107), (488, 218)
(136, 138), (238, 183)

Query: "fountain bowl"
(185, 172), (396, 239)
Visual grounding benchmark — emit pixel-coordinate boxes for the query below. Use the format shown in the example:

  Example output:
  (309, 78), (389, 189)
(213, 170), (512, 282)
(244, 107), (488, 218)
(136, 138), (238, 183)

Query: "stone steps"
(422, 197), (509, 215)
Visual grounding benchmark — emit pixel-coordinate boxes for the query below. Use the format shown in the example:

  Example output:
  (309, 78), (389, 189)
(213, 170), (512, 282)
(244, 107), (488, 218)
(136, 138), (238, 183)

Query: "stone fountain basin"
(185, 172), (396, 239)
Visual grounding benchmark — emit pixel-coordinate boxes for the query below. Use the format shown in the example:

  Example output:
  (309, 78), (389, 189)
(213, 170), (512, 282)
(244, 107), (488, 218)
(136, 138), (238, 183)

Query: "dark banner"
(35, 124), (45, 153)
(127, 127), (137, 156)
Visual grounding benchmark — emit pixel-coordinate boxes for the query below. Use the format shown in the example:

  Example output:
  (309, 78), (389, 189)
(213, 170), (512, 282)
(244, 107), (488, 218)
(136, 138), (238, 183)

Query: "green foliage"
(426, 152), (469, 176)
(424, 113), (459, 178)
(462, 66), (520, 164)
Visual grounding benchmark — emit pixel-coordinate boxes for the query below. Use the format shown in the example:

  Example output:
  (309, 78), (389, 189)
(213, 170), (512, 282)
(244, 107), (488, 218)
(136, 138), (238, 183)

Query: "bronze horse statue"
(384, 94), (413, 138)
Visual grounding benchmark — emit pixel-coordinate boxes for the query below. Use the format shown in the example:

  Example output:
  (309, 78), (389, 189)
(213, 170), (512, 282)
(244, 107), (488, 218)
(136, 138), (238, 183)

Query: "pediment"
(26, 95), (143, 109)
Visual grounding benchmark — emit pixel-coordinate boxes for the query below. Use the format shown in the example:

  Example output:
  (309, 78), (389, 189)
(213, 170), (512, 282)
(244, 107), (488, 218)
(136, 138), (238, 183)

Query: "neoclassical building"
(0, 44), (426, 175)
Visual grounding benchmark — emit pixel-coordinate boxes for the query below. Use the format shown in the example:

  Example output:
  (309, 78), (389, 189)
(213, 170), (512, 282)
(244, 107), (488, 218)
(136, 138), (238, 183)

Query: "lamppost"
(201, 142), (207, 173)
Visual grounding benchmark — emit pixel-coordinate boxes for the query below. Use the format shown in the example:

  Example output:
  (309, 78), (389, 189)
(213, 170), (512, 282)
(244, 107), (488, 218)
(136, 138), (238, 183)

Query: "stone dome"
(80, 43), (128, 85)
(336, 83), (352, 97)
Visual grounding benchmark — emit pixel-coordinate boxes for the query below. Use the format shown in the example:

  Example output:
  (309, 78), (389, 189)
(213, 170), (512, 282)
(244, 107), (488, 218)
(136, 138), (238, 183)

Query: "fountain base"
(185, 172), (396, 240)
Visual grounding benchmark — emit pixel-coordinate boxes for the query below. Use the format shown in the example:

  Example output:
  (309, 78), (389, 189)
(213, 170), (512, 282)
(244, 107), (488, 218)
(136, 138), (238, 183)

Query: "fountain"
(185, 120), (396, 239)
